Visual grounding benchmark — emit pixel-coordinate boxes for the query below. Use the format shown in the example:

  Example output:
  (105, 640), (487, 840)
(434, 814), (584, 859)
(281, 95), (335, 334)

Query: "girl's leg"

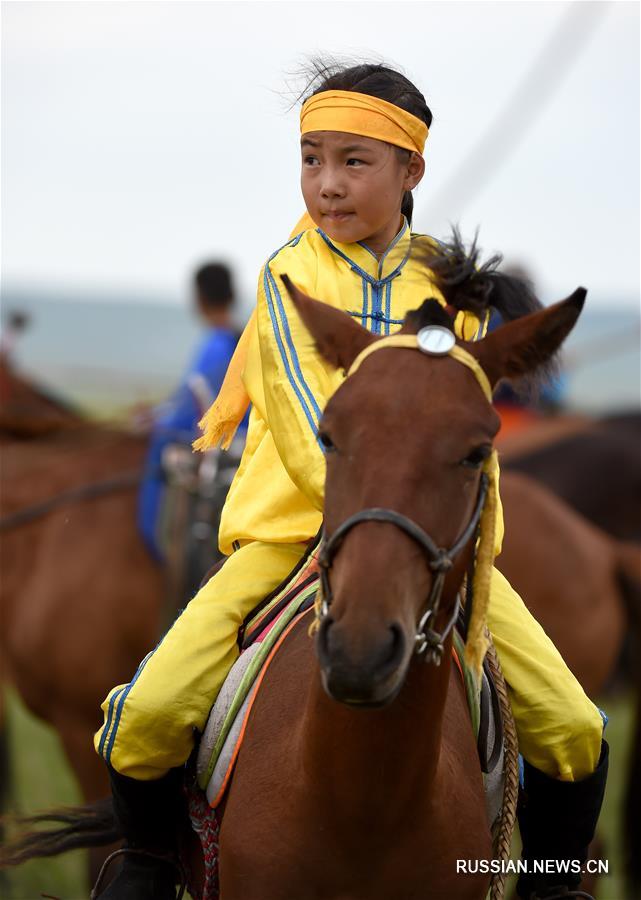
(486, 567), (603, 781)
(487, 567), (608, 899)
(94, 540), (308, 781)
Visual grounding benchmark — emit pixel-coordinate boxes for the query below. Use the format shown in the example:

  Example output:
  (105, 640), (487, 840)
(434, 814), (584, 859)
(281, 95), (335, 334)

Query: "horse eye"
(318, 431), (336, 453)
(461, 445), (491, 469)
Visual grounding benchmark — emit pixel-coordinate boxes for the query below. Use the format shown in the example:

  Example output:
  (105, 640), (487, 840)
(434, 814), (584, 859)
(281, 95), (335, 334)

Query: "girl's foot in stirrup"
(93, 766), (187, 899)
(92, 847), (181, 899)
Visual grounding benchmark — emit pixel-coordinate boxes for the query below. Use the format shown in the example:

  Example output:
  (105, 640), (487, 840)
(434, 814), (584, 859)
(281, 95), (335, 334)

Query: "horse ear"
(474, 288), (586, 387)
(281, 274), (376, 371)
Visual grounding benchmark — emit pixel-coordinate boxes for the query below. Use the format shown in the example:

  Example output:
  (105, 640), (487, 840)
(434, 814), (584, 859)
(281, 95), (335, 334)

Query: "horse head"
(282, 259), (585, 708)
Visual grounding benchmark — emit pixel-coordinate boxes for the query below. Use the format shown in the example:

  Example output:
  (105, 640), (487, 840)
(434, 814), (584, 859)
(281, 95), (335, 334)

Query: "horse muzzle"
(316, 616), (410, 707)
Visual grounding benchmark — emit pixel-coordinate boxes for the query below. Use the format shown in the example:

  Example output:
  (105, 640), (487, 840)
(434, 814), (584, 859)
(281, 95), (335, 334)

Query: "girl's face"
(301, 131), (425, 256)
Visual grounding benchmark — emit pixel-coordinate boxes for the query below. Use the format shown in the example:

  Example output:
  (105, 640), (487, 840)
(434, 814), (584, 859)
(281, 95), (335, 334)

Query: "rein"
(318, 473), (488, 666)
(0, 471), (142, 532)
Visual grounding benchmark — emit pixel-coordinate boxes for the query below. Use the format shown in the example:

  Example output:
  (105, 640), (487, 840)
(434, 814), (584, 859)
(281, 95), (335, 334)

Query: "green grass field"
(1, 686), (635, 899)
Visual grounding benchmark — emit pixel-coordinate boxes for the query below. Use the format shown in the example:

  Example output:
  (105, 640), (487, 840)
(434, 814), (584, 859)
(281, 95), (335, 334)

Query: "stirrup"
(90, 847), (187, 899)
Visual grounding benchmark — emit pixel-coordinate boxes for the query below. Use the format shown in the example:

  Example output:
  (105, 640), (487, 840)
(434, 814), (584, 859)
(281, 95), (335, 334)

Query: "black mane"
(413, 227), (542, 323)
(404, 228), (561, 397)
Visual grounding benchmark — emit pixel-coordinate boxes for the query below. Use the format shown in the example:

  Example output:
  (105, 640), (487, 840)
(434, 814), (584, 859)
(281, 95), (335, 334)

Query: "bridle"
(317, 471), (489, 666)
(315, 326), (496, 668)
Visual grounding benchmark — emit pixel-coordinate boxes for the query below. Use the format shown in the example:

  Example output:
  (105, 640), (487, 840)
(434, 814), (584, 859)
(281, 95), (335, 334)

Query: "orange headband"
(300, 89), (428, 154)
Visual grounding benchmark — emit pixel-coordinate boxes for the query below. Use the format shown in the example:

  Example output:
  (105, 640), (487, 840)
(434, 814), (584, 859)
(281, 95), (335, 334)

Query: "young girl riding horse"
(94, 63), (608, 900)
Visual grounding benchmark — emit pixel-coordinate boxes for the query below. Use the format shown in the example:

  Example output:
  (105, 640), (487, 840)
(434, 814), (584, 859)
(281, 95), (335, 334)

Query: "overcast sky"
(2, 0), (640, 312)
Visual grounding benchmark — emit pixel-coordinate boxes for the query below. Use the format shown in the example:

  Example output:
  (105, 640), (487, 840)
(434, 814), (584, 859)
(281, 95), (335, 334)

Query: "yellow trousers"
(95, 542), (602, 782)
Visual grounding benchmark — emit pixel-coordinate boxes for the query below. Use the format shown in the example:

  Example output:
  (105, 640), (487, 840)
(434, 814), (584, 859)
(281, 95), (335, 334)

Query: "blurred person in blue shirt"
(138, 262), (245, 560)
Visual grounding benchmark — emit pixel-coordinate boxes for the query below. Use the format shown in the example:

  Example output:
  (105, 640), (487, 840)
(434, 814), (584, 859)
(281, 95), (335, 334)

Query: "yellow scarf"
(192, 215), (313, 451)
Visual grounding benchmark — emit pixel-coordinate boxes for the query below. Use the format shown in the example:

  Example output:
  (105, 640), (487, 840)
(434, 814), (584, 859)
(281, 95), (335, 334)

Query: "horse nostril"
(317, 618), (407, 687)
(316, 615), (335, 666)
(385, 623), (405, 671)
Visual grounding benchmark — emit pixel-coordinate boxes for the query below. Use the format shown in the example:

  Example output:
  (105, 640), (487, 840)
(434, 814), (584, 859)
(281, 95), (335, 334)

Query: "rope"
(185, 780), (220, 900)
(0, 471), (142, 532)
(486, 636), (519, 900)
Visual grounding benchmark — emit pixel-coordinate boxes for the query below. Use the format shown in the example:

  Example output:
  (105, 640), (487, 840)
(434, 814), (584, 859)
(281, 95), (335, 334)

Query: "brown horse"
(2, 279), (615, 898)
(207, 285), (640, 900)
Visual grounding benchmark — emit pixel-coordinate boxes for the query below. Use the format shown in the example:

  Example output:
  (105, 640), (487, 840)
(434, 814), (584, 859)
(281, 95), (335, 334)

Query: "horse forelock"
(404, 229), (564, 399)
(402, 298), (455, 334)
(410, 228), (543, 326)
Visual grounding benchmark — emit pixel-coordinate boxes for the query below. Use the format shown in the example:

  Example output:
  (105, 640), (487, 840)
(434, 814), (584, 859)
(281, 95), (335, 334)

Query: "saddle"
(195, 543), (320, 806)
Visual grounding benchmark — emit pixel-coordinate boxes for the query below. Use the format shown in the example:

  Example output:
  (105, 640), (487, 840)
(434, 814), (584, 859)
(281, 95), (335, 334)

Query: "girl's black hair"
(299, 60), (433, 225)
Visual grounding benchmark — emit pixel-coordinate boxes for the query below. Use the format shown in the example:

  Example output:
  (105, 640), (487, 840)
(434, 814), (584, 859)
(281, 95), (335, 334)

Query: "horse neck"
(299, 633), (453, 827)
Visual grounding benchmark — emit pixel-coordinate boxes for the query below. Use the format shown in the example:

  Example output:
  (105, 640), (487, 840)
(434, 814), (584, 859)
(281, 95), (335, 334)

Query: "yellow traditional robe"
(218, 219), (487, 554)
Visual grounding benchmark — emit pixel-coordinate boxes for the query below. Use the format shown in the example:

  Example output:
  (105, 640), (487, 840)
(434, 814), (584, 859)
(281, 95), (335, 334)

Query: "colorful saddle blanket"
(196, 546), (319, 805)
(195, 543), (504, 815)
